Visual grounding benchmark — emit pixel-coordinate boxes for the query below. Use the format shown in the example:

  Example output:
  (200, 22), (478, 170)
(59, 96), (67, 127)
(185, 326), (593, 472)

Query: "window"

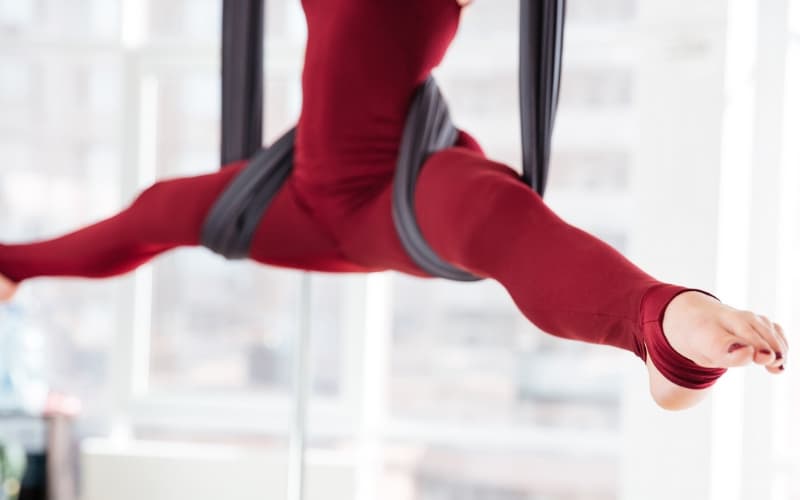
(0, 1), (122, 420)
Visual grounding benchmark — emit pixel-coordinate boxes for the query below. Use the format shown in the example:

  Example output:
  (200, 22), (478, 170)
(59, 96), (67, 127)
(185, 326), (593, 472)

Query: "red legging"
(0, 0), (725, 389)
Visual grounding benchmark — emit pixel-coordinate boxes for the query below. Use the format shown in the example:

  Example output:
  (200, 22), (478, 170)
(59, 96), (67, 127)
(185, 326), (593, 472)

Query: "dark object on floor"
(1, 412), (77, 500)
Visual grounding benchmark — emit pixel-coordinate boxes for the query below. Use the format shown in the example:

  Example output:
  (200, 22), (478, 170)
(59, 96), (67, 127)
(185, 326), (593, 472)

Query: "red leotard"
(0, 0), (726, 389)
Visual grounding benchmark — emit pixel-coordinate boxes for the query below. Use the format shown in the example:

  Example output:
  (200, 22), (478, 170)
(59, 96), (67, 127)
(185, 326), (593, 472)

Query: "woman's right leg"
(408, 147), (788, 408)
(331, 144), (788, 409)
(0, 162), (364, 285)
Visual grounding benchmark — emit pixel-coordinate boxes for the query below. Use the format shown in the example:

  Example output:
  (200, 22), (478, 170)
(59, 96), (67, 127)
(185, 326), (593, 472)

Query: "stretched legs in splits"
(0, 144), (789, 410)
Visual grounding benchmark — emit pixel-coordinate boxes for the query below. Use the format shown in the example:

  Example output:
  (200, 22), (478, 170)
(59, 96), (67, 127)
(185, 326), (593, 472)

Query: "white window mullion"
(355, 273), (392, 500)
(772, 1), (800, 498)
(738, 1), (791, 499)
(622, 1), (732, 499)
(109, 47), (144, 437)
(111, 0), (158, 436)
(709, 0), (760, 498)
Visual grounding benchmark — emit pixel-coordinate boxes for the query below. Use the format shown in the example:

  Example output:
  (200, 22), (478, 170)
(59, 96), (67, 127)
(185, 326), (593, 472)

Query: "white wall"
(80, 439), (356, 500)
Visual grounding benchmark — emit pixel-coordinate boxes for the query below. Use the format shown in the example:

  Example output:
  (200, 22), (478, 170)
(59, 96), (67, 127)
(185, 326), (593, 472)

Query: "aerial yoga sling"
(0, 0), (728, 390)
(199, 0), (726, 388)
(202, 0), (564, 280)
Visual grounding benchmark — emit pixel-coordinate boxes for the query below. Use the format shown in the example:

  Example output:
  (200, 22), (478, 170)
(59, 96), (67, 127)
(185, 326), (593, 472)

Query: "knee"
(132, 164), (246, 217)
(129, 180), (173, 218)
(133, 180), (166, 204)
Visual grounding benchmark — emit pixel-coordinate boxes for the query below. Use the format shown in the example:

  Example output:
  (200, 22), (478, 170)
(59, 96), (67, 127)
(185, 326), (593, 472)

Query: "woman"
(0, 0), (788, 411)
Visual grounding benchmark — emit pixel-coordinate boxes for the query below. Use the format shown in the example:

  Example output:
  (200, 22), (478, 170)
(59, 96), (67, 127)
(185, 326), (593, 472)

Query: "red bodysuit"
(0, 0), (726, 389)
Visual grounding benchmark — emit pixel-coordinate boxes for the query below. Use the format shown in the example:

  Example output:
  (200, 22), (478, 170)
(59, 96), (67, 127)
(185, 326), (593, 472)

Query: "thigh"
(249, 175), (370, 273)
(330, 179), (429, 277)
(332, 144), (523, 277)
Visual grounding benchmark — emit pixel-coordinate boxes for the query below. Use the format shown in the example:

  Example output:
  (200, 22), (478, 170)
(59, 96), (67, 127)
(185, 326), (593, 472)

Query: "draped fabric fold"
(221, 0), (265, 165)
(520, 0), (566, 196)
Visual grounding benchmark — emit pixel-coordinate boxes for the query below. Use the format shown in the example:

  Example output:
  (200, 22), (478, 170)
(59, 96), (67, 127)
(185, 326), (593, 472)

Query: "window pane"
(149, 259), (346, 397)
(0, 55), (121, 420)
(146, 61), (339, 397)
(549, 150), (631, 192)
(568, 0), (637, 22)
(559, 67), (634, 109)
(149, 255), (301, 394)
(389, 276), (625, 430)
(380, 443), (617, 500)
(147, 64), (294, 395)
(0, 0), (119, 39)
(387, 0), (637, 434)
(147, 0), (220, 42)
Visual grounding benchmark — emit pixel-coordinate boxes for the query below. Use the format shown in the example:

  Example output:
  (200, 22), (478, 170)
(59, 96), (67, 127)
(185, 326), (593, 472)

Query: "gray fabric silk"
(203, 0), (566, 280)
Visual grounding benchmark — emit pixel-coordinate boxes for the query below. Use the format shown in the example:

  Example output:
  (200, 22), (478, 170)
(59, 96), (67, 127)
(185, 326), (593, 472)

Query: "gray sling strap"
(202, 128), (295, 259)
(521, 0), (566, 196)
(392, 0), (566, 281)
(203, 0), (567, 280)
(391, 77), (480, 282)
(220, 0), (265, 165)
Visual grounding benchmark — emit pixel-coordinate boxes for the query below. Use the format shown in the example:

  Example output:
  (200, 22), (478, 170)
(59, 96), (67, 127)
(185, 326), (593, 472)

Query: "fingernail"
(759, 349), (773, 356)
(776, 352), (783, 360)
(780, 365), (785, 371)
(728, 343), (746, 353)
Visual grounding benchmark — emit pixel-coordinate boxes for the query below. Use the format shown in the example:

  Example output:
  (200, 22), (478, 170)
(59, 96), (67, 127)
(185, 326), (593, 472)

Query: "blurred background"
(0, 0), (797, 499)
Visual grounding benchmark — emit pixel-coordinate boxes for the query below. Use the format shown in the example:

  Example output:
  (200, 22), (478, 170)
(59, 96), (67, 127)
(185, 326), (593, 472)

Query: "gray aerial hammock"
(202, 0), (567, 281)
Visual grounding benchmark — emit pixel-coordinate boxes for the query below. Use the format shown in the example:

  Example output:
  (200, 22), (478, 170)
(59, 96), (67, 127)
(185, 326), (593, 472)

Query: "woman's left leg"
(0, 162), (365, 285)
(0, 163), (250, 283)
(335, 146), (670, 360)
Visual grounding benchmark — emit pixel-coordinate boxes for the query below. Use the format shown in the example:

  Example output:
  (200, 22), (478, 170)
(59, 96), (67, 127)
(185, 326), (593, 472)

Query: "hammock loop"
(203, 0), (567, 281)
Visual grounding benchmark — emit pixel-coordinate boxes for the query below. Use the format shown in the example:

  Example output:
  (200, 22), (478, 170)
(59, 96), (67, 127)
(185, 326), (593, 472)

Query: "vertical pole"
(287, 273), (312, 500)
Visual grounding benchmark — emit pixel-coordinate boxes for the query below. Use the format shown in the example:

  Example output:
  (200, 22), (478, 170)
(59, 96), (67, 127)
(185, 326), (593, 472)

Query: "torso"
(294, 0), (464, 197)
